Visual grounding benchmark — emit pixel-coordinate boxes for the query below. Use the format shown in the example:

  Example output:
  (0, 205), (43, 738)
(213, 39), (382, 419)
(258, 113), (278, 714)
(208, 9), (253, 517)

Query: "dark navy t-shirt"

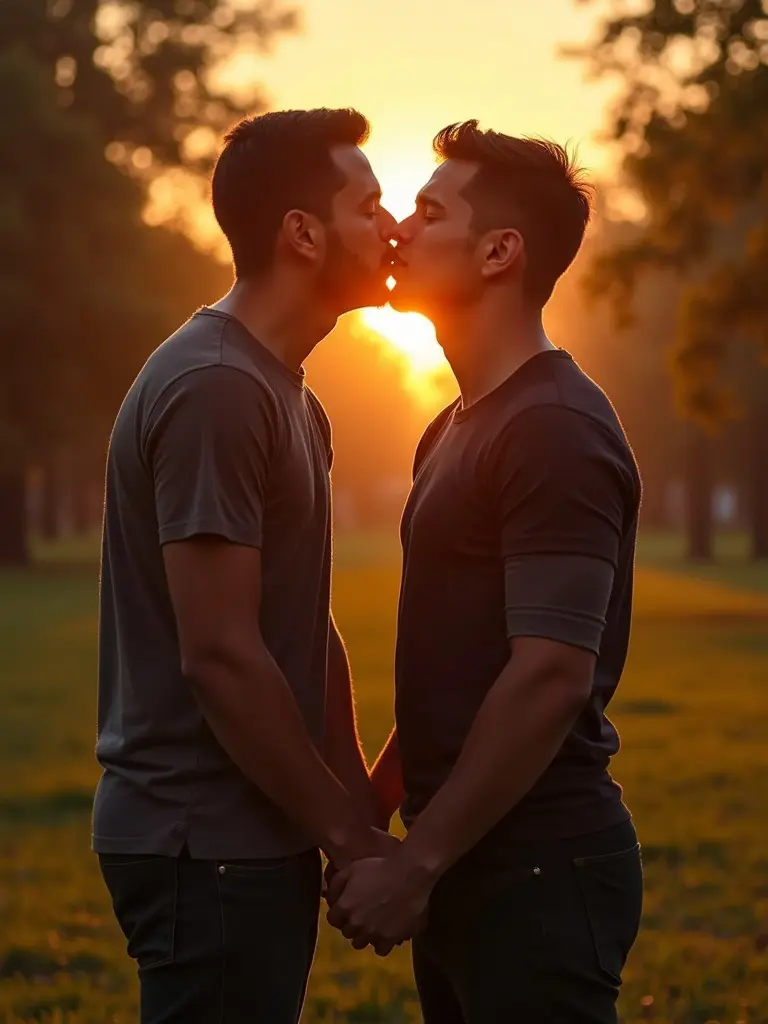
(395, 349), (641, 848)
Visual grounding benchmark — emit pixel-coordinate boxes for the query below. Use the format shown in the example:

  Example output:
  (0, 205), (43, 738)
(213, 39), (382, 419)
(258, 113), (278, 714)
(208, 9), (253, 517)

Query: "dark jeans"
(413, 820), (642, 1024)
(99, 846), (322, 1024)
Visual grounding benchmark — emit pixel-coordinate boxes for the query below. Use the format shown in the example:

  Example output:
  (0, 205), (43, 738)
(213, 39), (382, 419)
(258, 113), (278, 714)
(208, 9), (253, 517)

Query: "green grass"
(637, 530), (768, 595)
(2, 534), (768, 1022)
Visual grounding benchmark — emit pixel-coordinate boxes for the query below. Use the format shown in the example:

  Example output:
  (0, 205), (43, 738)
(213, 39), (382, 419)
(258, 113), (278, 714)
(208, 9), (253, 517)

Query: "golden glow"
(362, 305), (445, 375)
(354, 162), (451, 390)
(375, 163), (431, 223)
(356, 306), (454, 410)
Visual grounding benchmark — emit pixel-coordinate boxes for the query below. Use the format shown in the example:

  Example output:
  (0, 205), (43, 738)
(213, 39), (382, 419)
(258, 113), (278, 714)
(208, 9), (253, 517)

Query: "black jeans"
(99, 847), (322, 1024)
(413, 820), (643, 1024)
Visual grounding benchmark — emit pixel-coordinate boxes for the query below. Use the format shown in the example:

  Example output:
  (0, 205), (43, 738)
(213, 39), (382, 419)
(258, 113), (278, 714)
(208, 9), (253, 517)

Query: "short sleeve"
(144, 366), (278, 548)
(490, 405), (635, 654)
(494, 405), (630, 567)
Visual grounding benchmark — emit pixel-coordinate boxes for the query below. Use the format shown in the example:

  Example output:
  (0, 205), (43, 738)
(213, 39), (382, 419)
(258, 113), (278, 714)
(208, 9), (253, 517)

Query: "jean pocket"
(99, 857), (177, 970)
(217, 855), (295, 879)
(573, 843), (643, 985)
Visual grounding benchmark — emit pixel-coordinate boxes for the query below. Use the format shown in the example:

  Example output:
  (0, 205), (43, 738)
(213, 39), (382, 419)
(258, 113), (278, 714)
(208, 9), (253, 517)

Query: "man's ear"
(479, 228), (525, 280)
(280, 209), (326, 264)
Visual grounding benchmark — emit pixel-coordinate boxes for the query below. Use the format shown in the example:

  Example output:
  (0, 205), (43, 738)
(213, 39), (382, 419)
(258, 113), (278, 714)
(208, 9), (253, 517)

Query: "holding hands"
(324, 830), (432, 957)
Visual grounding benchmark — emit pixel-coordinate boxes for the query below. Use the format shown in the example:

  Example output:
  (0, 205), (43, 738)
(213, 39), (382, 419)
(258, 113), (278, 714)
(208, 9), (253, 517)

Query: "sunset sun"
(358, 163), (448, 385)
(361, 301), (445, 376)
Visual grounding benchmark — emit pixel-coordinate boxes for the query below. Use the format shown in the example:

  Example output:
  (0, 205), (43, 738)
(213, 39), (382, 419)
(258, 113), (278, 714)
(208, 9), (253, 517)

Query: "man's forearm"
(325, 621), (382, 826)
(188, 646), (373, 867)
(397, 647), (591, 879)
(371, 729), (404, 826)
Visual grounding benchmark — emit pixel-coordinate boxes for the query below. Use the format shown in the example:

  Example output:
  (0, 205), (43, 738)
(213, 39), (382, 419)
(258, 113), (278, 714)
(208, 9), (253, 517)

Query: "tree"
(572, 0), (768, 557)
(0, 47), (140, 563)
(547, 218), (687, 532)
(0, 0), (298, 241)
(0, 47), (230, 565)
(0, 0), (297, 168)
(0, 1), (296, 562)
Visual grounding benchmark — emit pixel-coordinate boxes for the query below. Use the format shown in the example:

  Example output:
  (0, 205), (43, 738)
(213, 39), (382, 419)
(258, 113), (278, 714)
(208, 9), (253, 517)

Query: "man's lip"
(388, 246), (408, 268)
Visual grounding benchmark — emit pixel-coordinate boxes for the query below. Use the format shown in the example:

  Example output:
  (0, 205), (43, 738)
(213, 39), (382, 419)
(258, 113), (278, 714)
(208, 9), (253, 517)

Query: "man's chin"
(336, 280), (394, 314)
(387, 285), (427, 317)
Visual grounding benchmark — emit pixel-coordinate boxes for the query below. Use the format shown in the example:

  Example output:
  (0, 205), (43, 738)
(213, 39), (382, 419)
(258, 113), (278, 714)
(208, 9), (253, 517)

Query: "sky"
(221, 0), (620, 220)
(208, 0), (623, 379)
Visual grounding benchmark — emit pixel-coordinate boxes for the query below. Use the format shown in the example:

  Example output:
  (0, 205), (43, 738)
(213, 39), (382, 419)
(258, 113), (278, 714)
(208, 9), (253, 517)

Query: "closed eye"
(415, 194), (444, 221)
(361, 190), (383, 219)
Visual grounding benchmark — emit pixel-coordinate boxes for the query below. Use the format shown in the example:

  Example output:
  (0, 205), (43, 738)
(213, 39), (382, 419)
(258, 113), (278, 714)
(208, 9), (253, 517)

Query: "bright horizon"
(208, 0), (622, 392)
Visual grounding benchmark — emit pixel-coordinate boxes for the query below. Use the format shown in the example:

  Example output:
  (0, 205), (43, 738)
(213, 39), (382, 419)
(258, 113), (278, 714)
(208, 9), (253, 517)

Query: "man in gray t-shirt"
(94, 108), (398, 1024)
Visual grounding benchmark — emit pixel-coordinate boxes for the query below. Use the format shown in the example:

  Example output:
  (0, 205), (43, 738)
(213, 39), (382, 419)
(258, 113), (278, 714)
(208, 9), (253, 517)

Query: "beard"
(318, 228), (390, 312)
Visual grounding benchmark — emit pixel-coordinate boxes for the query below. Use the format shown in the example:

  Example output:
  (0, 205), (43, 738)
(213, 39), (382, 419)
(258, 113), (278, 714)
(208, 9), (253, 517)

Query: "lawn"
(1, 535), (768, 1023)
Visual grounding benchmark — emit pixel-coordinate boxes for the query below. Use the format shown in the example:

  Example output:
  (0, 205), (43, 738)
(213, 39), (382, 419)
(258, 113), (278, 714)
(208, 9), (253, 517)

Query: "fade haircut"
(212, 108), (370, 277)
(433, 121), (593, 306)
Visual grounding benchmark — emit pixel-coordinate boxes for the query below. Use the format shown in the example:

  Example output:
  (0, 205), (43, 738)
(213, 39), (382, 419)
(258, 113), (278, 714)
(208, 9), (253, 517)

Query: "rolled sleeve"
(504, 553), (615, 654)
(491, 405), (633, 654)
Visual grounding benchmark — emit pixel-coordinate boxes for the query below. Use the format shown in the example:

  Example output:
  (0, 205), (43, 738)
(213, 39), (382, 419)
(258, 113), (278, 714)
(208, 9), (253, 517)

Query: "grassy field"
(2, 535), (768, 1023)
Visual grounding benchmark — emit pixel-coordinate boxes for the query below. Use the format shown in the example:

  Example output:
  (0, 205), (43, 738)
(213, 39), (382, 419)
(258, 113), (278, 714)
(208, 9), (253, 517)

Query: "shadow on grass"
(0, 948), (109, 981)
(0, 787), (93, 826)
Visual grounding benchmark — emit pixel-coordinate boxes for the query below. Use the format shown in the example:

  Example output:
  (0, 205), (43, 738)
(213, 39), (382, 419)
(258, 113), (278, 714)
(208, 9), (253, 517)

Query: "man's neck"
(211, 277), (337, 372)
(435, 298), (554, 409)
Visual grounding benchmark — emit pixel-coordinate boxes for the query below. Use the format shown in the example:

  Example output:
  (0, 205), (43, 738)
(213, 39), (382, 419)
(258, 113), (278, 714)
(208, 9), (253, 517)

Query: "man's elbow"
(522, 641), (596, 715)
(180, 638), (261, 690)
(562, 669), (594, 714)
(545, 654), (595, 714)
(181, 649), (227, 690)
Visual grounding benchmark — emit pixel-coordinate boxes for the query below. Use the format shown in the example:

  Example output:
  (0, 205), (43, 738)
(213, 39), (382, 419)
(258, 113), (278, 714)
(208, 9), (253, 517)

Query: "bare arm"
(370, 729), (404, 829)
(326, 409), (631, 948)
(326, 638), (594, 948)
(164, 537), (381, 868)
(396, 637), (594, 880)
(397, 410), (627, 877)
(324, 616), (385, 828)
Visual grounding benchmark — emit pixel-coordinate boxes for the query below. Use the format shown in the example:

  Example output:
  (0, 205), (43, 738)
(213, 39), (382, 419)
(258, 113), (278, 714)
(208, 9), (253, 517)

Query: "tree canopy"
(575, 0), (768, 428)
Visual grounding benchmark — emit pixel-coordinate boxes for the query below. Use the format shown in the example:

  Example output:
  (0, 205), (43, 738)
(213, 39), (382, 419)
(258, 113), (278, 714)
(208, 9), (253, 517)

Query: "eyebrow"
(416, 191), (446, 211)
(360, 188), (383, 204)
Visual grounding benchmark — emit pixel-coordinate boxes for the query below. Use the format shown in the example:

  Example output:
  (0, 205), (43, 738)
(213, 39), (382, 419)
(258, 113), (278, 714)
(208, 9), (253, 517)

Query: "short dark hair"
(212, 108), (370, 277)
(433, 121), (592, 306)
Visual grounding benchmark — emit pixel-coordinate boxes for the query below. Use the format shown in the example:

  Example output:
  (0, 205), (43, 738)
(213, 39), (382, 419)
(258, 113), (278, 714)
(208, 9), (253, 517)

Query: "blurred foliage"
(0, 46), (148, 472)
(0, 0), (298, 171)
(572, 0), (768, 431)
(0, 45), (231, 462)
(0, 0), (295, 560)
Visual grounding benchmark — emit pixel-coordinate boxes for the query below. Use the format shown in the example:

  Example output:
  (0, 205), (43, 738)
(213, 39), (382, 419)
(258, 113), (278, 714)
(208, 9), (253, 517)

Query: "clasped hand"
(324, 836), (431, 957)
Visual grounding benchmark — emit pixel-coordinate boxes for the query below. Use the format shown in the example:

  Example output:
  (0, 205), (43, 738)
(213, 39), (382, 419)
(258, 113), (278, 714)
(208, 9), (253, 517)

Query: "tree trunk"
(40, 452), (60, 540)
(748, 403), (768, 561)
(0, 468), (29, 566)
(685, 429), (713, 561)
(71, 463), (92, 535)
(639, 473), (668, 530)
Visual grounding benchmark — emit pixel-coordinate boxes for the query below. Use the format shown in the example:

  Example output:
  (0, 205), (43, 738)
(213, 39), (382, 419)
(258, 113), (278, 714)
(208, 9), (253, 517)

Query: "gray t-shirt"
(92, 308), (332, 859)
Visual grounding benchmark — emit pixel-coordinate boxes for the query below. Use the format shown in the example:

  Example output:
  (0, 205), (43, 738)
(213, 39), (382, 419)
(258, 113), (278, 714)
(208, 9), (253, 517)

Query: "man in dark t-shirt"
(94, 109), (400, 1024)
(327, 123), (643, 1022)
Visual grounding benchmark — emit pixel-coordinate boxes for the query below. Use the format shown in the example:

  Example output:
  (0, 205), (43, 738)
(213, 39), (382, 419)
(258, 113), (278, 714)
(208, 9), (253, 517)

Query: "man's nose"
(390, 215), (415, 246)
(378, 206), (398, 241)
